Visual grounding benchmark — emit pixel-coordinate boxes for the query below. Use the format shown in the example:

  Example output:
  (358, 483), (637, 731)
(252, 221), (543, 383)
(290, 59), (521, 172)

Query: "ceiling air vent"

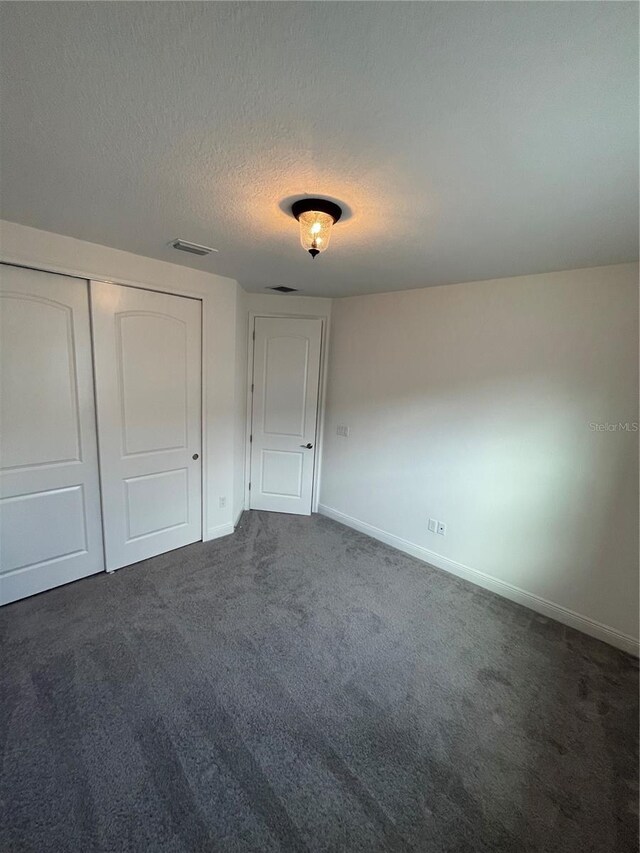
(171, 239), (218, 256)
(269, 286), (298, 293)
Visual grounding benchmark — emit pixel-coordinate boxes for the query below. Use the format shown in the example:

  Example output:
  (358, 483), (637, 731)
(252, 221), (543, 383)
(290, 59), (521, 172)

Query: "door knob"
(300, 443), (313, 449)
(192, 453), (199, 460)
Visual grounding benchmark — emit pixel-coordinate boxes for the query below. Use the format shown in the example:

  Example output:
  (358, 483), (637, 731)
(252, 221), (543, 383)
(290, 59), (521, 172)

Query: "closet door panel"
(0, 265), (104, 604)
(90, 282), (202, 570)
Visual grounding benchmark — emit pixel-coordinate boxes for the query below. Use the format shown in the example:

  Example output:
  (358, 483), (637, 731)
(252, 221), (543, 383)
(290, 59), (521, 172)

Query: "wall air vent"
(171, 239), (218, 256)
(269, 286), (298, 293)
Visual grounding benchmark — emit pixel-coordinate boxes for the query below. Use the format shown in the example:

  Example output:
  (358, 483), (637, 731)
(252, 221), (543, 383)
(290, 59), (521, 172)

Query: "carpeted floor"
(1, 510), (638, 853)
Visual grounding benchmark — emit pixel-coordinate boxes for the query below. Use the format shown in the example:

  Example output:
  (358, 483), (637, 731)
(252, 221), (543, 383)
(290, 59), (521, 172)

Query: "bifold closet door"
(90, 282), (202, 571)
(0, 265), (104, 605)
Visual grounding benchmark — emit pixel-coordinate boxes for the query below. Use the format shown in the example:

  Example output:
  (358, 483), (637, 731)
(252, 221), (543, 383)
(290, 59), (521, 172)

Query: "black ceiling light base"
(309, 248), (320, 259)
(292, 198), (343, 223)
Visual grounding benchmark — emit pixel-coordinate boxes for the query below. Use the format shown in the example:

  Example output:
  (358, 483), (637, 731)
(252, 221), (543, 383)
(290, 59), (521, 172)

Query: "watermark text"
(589, 422), (638, 432)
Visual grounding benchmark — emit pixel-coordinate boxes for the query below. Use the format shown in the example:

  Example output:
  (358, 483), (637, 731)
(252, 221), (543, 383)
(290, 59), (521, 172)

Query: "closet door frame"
(1, 261), (210, 569)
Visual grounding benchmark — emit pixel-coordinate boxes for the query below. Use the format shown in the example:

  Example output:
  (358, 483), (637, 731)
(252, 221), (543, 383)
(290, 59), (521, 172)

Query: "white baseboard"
(204, 522), (234, 542)
(317, 504), (639, 657)
(233, 506), (244, 528)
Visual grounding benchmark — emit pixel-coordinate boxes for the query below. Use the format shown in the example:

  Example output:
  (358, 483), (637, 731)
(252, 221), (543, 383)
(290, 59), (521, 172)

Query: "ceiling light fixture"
(291, 198), (342, 259)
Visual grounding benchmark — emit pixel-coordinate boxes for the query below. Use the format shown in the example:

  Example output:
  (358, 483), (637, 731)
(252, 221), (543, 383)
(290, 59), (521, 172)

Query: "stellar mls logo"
(589, 422), (639, 432)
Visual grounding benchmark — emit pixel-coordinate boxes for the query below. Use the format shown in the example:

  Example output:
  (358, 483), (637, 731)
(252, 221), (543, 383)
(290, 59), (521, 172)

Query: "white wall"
(0, 219), (243, 540)
(320, 264), (639, 653)
(244, 292), (333, 319)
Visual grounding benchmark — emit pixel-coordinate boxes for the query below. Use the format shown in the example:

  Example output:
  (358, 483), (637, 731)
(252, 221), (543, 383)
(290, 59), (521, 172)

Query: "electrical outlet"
(437, 522), (447, 535)
(336, 425), (350, 437)
(219, 496), (227, 509)
(428, 518), (438, 533)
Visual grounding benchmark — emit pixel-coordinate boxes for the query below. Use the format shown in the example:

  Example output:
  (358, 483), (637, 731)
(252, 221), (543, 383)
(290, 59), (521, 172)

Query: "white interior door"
(0, 265), (104, 604)
(90, 282), (202, 570)
(250, 316), (322, 515)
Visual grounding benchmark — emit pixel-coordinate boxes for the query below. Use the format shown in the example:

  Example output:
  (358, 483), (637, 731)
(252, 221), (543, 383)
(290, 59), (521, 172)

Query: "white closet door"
(250, 316), (323, 515)
(90, 282), (202, 571)
(0, 265), (104, 604)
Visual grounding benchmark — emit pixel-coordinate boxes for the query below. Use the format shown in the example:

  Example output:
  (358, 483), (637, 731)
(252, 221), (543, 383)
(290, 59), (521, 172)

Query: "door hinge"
(248, 482), (251, 491)
(249, 434), (253, 443)
(251, 383), (254, 393)
(252, 330), (255, 341)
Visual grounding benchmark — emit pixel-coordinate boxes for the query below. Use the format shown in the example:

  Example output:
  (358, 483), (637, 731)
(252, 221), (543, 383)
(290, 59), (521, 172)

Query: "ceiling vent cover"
(171, 239), (217, 256)
(269, 286), (298, 293)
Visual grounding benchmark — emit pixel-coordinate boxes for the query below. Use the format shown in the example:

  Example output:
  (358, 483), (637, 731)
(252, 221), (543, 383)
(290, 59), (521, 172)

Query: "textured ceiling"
(1, 2), (638, 297)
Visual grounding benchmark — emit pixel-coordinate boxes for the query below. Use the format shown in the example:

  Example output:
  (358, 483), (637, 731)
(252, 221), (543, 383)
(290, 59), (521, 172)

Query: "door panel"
(0, 265), (104, 604)
(250, 317), (322, 515)
(261, 449), (304, 497)
(1, 486), (87, 572)
(117, 312), (188, 454)
(263, 335), (310, 435)
(1, 294), (81, 467)
(90, 282), (202, 570)
(124, 468), (188, 539)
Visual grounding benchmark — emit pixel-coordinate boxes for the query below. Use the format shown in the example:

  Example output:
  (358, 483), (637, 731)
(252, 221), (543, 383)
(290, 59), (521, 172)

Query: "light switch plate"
(428, 518), (438, 533)
(437, 522), (447, 535)
(336, 425), (350, 437)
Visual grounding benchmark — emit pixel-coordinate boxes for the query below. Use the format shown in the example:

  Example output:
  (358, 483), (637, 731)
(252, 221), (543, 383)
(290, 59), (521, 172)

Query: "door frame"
(244, 311), (330, 515)
(0, 260), (208, 557)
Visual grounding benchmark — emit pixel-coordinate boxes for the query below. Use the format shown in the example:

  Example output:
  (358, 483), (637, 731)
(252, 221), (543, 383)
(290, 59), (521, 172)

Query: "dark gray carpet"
(1, 510), (638, 853)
